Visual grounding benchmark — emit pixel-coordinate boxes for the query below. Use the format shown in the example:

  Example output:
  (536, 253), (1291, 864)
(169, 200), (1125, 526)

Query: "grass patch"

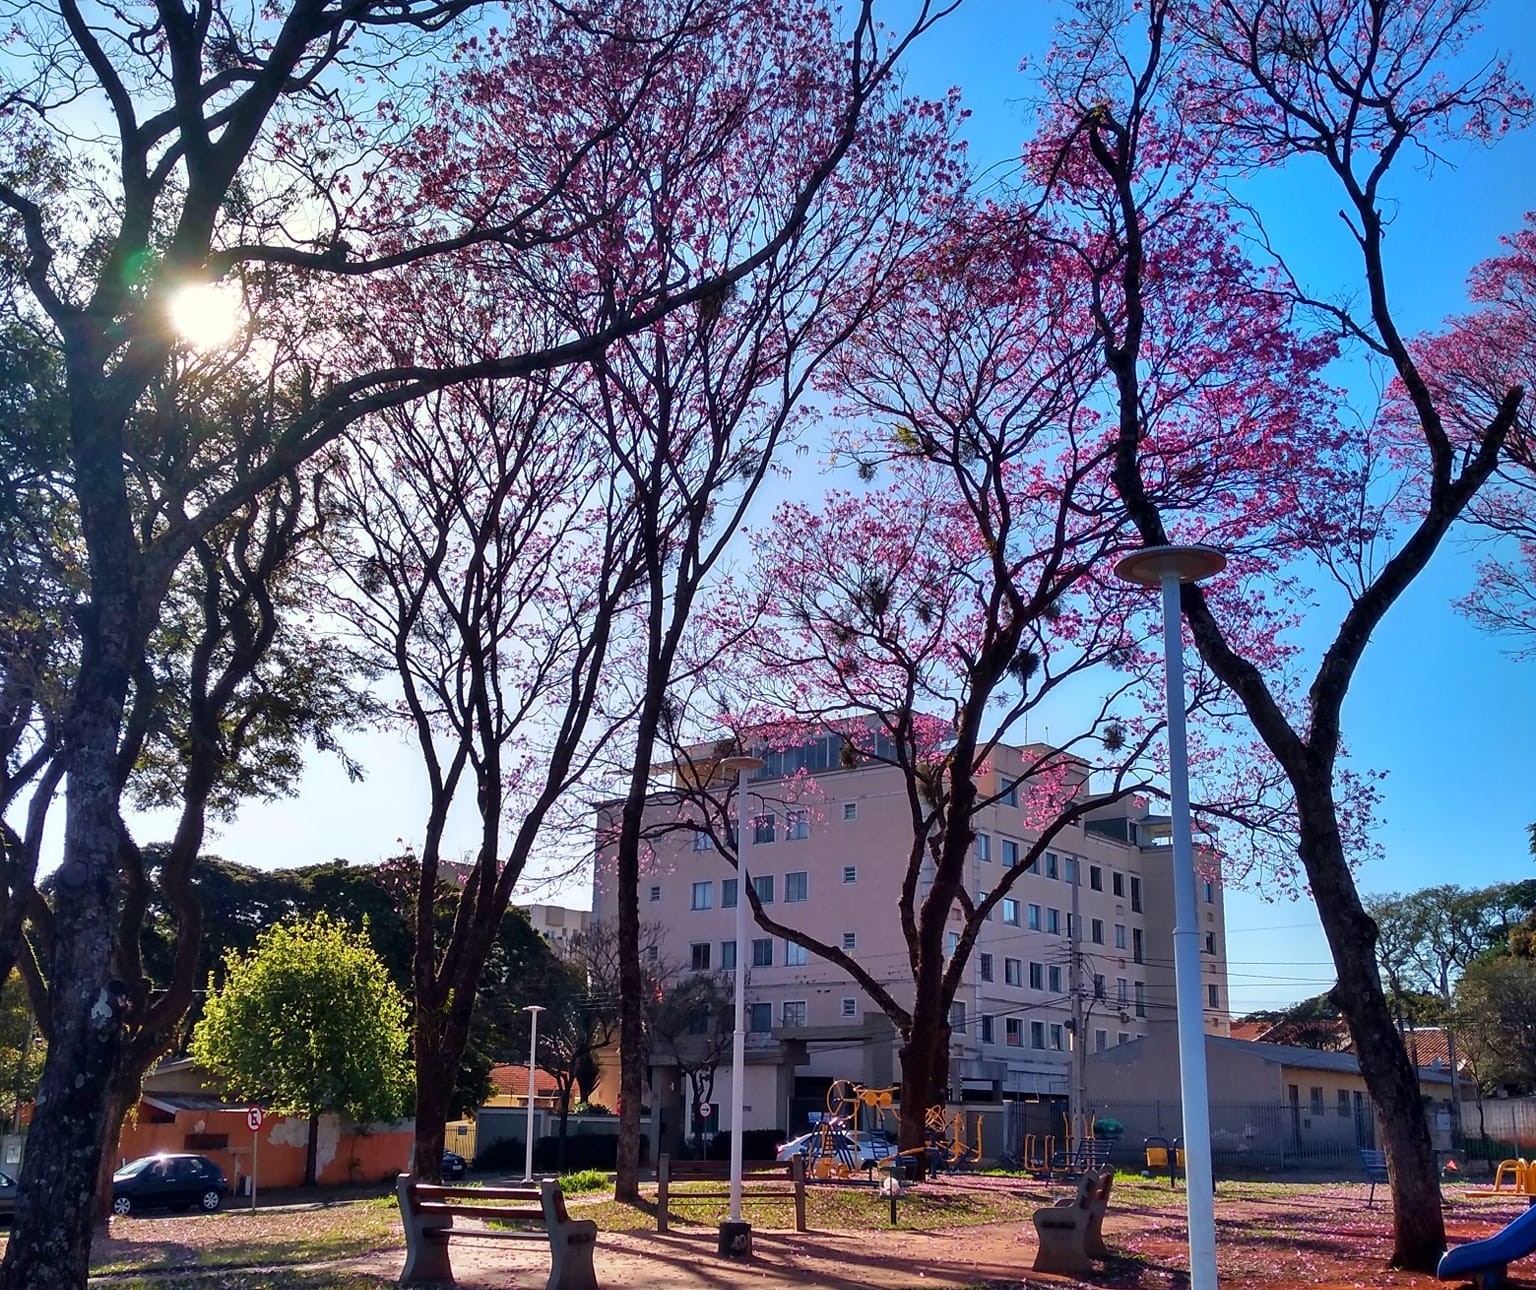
(105, 1274), (394, 1290)
(89, 1204), (399, 1276)
(580, 1179), (1035, 1233)
(559, 1169), (610, 1195)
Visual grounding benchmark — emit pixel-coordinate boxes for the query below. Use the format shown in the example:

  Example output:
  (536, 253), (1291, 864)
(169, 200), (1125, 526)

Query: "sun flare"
(168, 282), (244, 348)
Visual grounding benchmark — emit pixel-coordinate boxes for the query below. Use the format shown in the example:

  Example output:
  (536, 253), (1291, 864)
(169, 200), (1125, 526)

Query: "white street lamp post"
(522, 1004), (546, 1183)
(1114, 544), (1226, 1290)
(716, 753), (764, 1258)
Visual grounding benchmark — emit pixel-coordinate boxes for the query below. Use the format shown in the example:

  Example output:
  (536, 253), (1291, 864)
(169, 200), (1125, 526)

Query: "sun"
(167, 282), (244, 348)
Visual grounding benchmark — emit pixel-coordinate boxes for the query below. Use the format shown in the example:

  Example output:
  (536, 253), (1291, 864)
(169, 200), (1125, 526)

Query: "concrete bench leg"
(401, 1225), (454, 1285)
(548, 1221), (600, 1290)
(1032, 1216), (1091, 1276)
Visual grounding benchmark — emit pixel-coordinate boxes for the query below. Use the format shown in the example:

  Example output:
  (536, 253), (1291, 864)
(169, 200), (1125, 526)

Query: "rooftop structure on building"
(592, 731), (1231, 1156)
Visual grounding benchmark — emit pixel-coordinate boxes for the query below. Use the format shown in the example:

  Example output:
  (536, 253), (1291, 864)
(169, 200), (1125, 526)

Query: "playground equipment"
(1144, 1136), (1185, 1187)
(1438, 1206), (1536, 1289)
(1466, 1159), (1536, 1200)
(810, 1080), (985, 1177)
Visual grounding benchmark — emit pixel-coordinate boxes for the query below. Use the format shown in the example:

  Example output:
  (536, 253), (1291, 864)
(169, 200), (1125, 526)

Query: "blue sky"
(130, 0), (1534, 1016)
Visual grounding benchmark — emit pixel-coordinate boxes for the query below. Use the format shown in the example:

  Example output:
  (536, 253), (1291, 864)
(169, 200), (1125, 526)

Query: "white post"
(251, 1129), (258, 1211)
(523, 1004), (545, 1182)
(1114, 544), (1224, 1290)
(1158, 570), (1219, 1290)
(729, 760), (750, 1224)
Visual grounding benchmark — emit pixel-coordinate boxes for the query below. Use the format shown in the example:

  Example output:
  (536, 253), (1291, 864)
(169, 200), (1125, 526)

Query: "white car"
(776, 1129), (896, 1170)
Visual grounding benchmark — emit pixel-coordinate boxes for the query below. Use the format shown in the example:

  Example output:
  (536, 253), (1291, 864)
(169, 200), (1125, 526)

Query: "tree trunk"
(92, 1084), (133, 1236)
(557, 1088), (572, 1172)
(411, 1046), (455, 1185)
(896, 1039), (932, 1181)
(0, 701), (130, 1290)
(1304, 794), (1445, 1269)
(304, 1114), (320, 1187)
(614, 774), (652, 1202)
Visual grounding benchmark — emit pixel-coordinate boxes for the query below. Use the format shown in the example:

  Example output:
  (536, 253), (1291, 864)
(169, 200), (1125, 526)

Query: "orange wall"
(115, 1104), (412, 1189)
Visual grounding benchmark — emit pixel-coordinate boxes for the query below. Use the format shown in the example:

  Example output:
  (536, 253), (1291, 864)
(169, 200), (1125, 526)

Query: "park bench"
(395, 1174), (598, 1290)
(1360, 1148), (1389, 1208)
(1031, 1167), (1115, 1276)
(653, 1154), (807, 1233)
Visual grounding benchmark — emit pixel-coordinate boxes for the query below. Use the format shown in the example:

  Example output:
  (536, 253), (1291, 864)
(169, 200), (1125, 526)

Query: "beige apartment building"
(591, 735), (1230, 1148)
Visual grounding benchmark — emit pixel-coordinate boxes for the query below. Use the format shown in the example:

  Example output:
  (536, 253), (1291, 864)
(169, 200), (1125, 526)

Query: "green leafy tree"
(190, 914), (412, 1186)
(1455, 954), (1536, 1097)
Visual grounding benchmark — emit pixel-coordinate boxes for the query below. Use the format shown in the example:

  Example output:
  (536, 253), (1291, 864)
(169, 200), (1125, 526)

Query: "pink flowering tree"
(1032, 0), (1530, 1266)
(0, 0), (960, 1278)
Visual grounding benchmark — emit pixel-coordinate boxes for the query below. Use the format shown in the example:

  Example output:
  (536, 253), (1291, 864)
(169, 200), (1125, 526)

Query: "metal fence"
(998, 1098), (1381, 1175)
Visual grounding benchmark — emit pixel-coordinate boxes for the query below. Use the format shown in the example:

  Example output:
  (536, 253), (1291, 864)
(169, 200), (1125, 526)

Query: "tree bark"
(1303, 789), (1445, 1268)
(411, 1043), (457, 1185)
(304, 1114), (320, 1187)
(614, 787), (648, 1201)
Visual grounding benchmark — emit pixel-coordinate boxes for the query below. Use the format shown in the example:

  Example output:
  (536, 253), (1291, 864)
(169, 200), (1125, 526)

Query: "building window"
(1117, 977), (1128, 1004)
(785, 941), (809, 967)
(946, 931), (960, 956)
(649, 885), (661, 902)
(1133, 928), (1144, 964)
(1031, 1021), (1046, 1049)
(1027, 904), (1042, 931)
(1134, 981), (1147, 1018)
(753, 874), (774, 904)
(749, 1002), (772, 1032)
(843, 802), (858, 821)
(842, 931), (857, 952)
(1029, 961), (1043, 990)
(1112, 871), (1124, 897)
(1045, 852), (1059, 879)
(1208, 983), (1220, 1008)
(1003, 898), (1020, 926)
(693, 831), (714, 852)
(690, 942), (711, 971)
(1205, 931), (1216, 955)
(1337, 1090), (1350, 1118)
(1095, 1029), (1108, 1052)
(842, 997), (858, 1018)
(1046, 908), (1061, 935)
(1115, 923), (1127, 950)
(842, 865), (857, 884)
(1204, 879), (1216, 903)
(978, 889), (990, 916)
(786, 810), (810, 841)
(1131, 876), (1142, 913)
(782, 1001), (807, 1027)
(1002, 778), (1019, 807)
(752, 937), (774, 967)
(721, 940), (737, 971)
(687, 1007), (710, 1035)
(1005, 958), (1022, 987)
(1050, 1023), (1065, 1051)
(721, 878), (737, 908)
(1090, 865), (1103, 891)
(1118, 1031), (1130, 1045)
(1002, 839), (1019, 867)
(1309, 1086), (1325, 1116)
(1091, 918), (1104, 945)
(1006, 1019), (1023, 1047)
(979, 953), (994, 983)
(647, 945), (659, 963)
(1064, 857), (1078, 883)
(981, 1015), (995, 1044)
(1048, 965), (1062, 993)
(785, 871), (808, 902)
(754, 813), (777, 844)
(977, 833), (991, 862)
(691, 881), (712, 911)
(1094, 973), (1105, 1000)
(949, 1002), (966, 1033)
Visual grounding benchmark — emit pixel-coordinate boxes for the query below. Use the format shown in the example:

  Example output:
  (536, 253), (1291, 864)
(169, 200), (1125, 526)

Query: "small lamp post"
(716, 753), (764, 1259)
(1113, 543), (1225, 1290)
(522, 1004), (546, 1183)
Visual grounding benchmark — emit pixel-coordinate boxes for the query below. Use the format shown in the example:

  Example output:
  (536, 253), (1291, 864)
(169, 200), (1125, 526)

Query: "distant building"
(517, 903), (591, 950)
(591, 735), (1231, 1153)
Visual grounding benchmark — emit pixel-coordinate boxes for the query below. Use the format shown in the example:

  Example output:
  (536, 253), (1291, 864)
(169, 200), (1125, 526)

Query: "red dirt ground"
(344, 1179), (1536, 1290)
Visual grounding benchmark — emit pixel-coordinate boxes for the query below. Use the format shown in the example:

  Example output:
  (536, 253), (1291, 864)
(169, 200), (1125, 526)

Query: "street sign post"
(246, 1107), (264, 1210)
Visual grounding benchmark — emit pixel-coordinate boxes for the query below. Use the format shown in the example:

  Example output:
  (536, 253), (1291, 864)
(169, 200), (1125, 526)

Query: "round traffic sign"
(246, 1106), (264, 1132)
